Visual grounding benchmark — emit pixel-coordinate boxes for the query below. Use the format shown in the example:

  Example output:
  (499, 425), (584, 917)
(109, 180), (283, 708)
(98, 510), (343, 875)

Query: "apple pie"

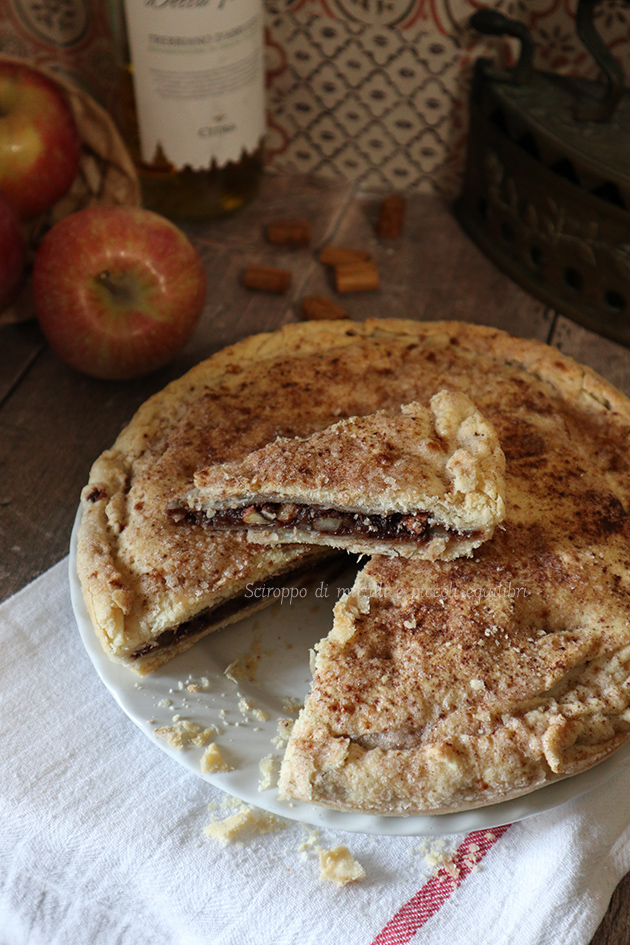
(174, 391), (506, 560)
(77, 318), (630, 814)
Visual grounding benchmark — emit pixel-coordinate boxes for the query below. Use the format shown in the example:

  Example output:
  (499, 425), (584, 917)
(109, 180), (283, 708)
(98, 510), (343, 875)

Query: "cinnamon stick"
(319, 245), (372, 267)
(242, 265), (291, 293)
(335, 260), (379, 293)
(266, 219), (311, 248)
(376, 194), (406, 239)
(301, 295), (348, 321)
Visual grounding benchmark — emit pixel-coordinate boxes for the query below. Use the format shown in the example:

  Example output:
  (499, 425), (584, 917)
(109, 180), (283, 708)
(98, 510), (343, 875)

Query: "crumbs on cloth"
(203, 804), (285, 846)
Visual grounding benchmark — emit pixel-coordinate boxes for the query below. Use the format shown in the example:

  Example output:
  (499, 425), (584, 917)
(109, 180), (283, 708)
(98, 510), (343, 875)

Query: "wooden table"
(1, 173), (627, 943)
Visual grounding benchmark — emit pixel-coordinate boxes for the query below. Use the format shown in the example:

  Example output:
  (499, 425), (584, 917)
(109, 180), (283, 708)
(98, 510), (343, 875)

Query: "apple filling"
(171, 502), (471, 543)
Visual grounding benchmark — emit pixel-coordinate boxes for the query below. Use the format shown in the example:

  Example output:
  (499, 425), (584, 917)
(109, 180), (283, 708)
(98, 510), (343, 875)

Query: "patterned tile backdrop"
(264, 0), (630, 194)
(1, 0), (629, 196)
(0, 0), (116, 101)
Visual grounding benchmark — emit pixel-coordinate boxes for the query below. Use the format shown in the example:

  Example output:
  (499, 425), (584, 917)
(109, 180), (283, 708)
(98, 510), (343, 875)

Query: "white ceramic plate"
(70, 509), (630, 836)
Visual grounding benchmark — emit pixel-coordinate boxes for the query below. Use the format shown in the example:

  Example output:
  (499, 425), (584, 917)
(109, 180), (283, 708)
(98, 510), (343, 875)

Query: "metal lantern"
(456, 2), (630, 346)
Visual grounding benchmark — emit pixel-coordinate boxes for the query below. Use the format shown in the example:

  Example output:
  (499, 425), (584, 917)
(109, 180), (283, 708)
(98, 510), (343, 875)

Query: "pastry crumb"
(220, 795), (242, 809)
(282, 698), (303, 715)
(224, 658), (246, 683)
(297, 825), (320, 853)
(258, 753), (280, 791)
(203, 804), (285, 845)
(411, 836), (484, 879)
(236, 697), (269, 723)
(153, 720), (216, 750)
(272, 717), (294, 748)
(200, 743), (233, 774)
(224, 639), (264, 683)
(318, 846), (366, 886)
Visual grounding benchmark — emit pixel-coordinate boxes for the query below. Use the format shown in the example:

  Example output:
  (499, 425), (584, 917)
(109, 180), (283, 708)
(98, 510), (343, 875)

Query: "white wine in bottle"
(108, 0), (265, 221)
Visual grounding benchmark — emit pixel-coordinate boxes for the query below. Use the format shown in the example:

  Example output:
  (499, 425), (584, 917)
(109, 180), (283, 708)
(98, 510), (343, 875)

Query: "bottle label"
(123, 0), (265, 170)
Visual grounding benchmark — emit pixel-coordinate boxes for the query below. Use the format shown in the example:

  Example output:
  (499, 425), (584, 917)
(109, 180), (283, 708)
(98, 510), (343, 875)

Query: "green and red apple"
(0, 60), (81, 220)
(32, 206), (207, 380)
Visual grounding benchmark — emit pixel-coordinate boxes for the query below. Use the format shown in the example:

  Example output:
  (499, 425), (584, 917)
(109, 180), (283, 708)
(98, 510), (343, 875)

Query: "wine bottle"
(108, 0), (265, 221)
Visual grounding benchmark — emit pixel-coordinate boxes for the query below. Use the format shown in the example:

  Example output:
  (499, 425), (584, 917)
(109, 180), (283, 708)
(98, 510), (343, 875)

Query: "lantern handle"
(469, 9), (534, 86)
(470, 3), (626, 122)
(575, 0), (625, 122)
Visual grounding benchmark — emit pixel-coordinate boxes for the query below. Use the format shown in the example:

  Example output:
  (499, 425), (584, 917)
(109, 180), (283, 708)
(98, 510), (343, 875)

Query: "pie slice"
(174, 391), (506, 560)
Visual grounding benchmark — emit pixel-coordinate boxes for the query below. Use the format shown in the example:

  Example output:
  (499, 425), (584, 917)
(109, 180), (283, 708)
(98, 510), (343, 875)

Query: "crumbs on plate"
(153, 720), (216, 750)
(200, 743), (233, 774)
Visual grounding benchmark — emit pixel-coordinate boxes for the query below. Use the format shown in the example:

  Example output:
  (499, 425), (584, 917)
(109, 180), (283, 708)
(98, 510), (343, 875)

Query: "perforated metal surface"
(457, 61), (630, 347)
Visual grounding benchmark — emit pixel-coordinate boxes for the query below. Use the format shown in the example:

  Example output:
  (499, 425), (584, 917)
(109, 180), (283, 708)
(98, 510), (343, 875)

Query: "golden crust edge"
(278, 725), (630, 816)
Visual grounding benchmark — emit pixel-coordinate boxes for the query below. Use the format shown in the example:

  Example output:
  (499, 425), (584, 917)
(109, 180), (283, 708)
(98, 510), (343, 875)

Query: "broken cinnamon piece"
(335, 260), (379, 293)
(242, 266), (291, 293)
(266, 219), (311, 248)
(301, 295), (348, 321)
(376, 194), (406, 239)
(319, 245), (372, 267)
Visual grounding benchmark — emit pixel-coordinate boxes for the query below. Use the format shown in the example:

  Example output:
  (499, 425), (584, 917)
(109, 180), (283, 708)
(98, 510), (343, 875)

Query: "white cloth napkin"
(1, 560), (629, 945)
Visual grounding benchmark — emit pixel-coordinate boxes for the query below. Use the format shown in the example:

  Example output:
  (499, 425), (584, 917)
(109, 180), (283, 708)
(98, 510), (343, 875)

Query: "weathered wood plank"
(0, 351), (163, 599)
(0, 320), (46, 407)
(591, 874), (630, 945)
(181, 240), (309, 361)
(295, 191), (554, 340)
(178, 173), (358, 359)
(189, 171), (356, 254)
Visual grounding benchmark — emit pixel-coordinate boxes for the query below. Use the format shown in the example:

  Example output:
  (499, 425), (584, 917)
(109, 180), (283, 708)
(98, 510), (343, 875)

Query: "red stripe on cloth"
(370, 824), (511, 945)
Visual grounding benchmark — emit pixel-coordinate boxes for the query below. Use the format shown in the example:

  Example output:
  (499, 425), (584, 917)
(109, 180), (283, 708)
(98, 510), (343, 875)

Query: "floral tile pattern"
(265, 0), (630, 195)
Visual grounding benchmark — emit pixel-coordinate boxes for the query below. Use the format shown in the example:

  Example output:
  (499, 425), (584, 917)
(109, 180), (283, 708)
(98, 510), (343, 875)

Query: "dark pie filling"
(142, 506), (477, 661)
(170, 502), (471, 543)
(129, 565), (322, 661)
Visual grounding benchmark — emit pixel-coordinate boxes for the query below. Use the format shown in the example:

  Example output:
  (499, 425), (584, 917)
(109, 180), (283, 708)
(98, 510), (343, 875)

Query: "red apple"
(0, 60), (81, 220)
(32, 206), (207, 380)
(0, 190), (26, 312)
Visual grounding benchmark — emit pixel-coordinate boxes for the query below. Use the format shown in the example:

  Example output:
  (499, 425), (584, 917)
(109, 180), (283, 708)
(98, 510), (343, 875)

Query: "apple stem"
(96, 269), (130, 303)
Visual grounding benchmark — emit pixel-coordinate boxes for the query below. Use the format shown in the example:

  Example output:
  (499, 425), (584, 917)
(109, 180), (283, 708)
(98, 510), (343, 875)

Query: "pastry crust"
(179, 391), (506, 560)
(271, 324), (630, 815)
(279, 555), (630, 814)
(77, 318), (630, 815)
